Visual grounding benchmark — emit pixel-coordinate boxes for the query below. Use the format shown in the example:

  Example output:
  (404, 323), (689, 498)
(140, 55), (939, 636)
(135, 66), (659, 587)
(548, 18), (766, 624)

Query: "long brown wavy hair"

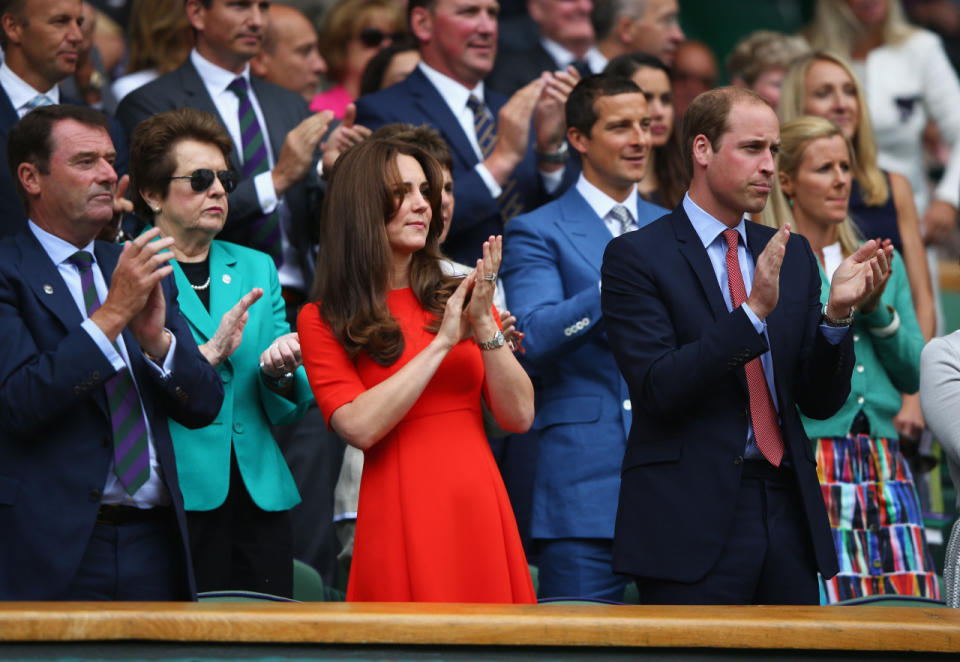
(310, 137), (460, 366)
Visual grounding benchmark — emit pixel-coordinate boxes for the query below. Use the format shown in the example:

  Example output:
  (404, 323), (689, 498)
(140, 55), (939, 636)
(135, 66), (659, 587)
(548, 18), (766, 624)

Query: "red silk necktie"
(723, 229), (784, 467)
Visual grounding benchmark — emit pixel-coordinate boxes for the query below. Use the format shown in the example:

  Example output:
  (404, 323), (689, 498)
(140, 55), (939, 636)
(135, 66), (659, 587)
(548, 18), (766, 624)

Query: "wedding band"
(482, 274), (496, 282)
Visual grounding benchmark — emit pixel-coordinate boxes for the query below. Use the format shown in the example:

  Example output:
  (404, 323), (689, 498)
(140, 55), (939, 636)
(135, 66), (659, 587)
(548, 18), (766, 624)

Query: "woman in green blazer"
(129, 108), (313, 597)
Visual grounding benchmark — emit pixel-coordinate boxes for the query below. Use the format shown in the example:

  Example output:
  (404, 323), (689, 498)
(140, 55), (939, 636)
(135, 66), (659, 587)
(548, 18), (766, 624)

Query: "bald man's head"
(251, 4), (327, 101)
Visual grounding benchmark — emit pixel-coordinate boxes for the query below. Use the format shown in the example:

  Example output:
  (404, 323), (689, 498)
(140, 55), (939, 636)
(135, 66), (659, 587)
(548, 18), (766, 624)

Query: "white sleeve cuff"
(254, 170), (279, 214)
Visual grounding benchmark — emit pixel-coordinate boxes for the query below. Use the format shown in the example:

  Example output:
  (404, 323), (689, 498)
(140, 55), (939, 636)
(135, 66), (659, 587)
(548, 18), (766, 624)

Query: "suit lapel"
(671, 209), (728, 320)
(408, 69), (479, 168)
(16, 232), (85, 330)
(178, 61), (244, 170)
(250, 76), (287, 161)
(556, 188), (611, 276)
(208, 243), (242, 343)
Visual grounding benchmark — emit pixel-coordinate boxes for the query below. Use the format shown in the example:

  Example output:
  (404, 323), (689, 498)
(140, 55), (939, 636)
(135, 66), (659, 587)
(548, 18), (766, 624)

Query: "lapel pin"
(43, 284), (54, 294)
(222, 274), (231, 284)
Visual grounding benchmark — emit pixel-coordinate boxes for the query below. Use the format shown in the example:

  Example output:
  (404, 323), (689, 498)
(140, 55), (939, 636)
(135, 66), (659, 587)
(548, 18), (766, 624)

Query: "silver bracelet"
(868, 305), (900, 339)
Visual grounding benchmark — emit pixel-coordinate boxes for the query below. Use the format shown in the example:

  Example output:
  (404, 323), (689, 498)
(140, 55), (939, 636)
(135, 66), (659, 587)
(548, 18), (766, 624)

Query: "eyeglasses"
(169, 169), (238, 193)
(358, 28), (405, 48)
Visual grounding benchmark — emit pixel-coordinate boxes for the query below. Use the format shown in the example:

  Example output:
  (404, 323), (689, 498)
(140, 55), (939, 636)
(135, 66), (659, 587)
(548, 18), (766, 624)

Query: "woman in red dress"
(298, 137), (536, 602)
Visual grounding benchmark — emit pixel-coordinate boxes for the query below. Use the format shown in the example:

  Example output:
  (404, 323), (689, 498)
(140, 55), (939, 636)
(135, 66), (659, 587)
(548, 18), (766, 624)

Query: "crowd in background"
(3, 0), (960, 607)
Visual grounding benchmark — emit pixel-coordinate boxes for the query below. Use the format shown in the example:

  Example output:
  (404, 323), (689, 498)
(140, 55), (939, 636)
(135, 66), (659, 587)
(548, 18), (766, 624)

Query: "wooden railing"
(1, 602), (959, 653)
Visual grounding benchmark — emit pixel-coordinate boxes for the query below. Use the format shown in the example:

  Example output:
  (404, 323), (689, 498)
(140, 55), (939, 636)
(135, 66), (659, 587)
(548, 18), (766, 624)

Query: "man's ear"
(410, 6), (433, 43)
(1, 13), (23, 47)
(17, 162), (41, 196)
(691, 134), (713, 168)
(567, 125), (589, 156)
(614, 16), (635, 46)
(184, 0), (206, 32)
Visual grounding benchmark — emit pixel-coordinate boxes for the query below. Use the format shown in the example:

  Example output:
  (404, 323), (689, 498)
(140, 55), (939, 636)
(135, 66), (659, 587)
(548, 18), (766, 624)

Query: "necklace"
(191, 275), (211, 291)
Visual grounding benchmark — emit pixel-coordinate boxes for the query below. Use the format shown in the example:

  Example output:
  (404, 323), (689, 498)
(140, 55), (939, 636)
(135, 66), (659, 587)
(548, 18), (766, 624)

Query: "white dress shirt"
(575, 173), (639, 237)
(0, 62), (60, 118)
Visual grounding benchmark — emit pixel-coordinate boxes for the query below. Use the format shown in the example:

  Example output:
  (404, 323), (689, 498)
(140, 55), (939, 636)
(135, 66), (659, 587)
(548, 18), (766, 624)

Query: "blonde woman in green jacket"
(129, 108), (313, 597)
(757, 116), (935, 603)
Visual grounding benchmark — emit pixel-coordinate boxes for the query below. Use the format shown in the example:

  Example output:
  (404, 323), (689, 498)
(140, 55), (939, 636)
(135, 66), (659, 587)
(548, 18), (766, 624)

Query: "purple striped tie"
(68, 251), (151, 494)
(227, 77), (283, 265)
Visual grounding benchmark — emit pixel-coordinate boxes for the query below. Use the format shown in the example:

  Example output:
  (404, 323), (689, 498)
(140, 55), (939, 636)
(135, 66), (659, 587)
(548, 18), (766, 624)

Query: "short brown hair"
(6, 104), (110, 215)
(681, 86), (769, 172)
(128, 108), (234, 221)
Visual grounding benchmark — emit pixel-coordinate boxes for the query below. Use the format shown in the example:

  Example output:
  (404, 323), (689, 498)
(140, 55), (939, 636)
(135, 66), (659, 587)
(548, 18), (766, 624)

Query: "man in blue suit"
(600, 87), (892, 604)
(354, 0), (577, 265)
(0, 105), (223, 600)
(502, 74), (666, 600)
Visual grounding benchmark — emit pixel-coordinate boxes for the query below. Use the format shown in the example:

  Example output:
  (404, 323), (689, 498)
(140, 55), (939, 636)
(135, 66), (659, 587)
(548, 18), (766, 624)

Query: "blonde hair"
(757, 116), (863, 257)
(778, 50), (889, 206)
(726, 30), (810, 86)
(805, 0), (915, 53)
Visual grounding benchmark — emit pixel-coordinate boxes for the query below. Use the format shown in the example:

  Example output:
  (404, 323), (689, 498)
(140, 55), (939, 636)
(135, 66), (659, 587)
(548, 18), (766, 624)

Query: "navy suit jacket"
(354, 66), (574, 264)
(0, 86), (130, 240)
(600, 206), (851, 582)
(502, 186), (667, 539)
(0, 231), (224, 600)
(115, 59), (321, 288)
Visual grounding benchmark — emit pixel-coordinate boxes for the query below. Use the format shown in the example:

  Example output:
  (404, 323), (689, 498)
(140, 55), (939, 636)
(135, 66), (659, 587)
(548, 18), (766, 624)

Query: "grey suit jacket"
(115, 59), (321, 289)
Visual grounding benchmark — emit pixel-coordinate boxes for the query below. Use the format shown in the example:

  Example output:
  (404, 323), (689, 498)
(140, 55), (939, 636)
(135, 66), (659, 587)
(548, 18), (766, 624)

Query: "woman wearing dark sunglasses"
(129, 108), (314, 598)
(312, 0), (406, 118)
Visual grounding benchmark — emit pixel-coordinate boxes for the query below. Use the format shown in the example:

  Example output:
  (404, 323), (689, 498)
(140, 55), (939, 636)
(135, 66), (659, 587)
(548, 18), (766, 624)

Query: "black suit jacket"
(115, 59), (321, 288)
(0, 86), (130, 240)
(0, 231), (224, 600)
(600, 206), (851, 583)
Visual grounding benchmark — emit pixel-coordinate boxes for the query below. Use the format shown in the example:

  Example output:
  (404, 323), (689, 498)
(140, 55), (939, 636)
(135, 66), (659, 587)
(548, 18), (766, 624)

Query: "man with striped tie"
(116, 0), (333, 328)
(0, 0), (129, 239)
(355, 0), (579, 265)
(0, 104), (223, 600)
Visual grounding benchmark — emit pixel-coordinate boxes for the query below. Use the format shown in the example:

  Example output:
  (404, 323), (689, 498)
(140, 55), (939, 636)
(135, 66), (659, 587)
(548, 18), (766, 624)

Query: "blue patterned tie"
(23, 93), (54, 113)
(467, 94), (524, 222)
(67, 251), (151, 494)
(227, 77), (283, 265)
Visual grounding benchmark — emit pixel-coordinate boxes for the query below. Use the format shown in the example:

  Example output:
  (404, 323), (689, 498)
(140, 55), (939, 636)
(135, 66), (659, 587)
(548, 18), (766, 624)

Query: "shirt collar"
(190, 48), (251, 94)
(540, 37), (605, 74)
(576, 173), (639, 221)
(0, 62), (59, 110)
(28, 220), (96, 267)
(683, 192), (748, 250)
(417, 61), (484, 113)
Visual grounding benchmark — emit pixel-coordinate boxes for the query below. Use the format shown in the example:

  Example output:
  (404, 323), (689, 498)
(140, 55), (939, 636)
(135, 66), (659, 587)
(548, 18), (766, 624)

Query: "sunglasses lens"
(359, 27), (384, 47)
(189, 169), (216, 192)
(218, 170), (238, 193)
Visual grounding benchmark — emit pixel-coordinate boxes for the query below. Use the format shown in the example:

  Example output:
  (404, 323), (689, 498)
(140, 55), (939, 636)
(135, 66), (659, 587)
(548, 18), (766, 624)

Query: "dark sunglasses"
(358, 28), (405, 48)
(169, 169), (238, 193)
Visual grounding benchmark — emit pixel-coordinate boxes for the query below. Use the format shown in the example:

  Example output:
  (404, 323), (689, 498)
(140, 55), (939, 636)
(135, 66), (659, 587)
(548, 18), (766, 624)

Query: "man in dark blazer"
(0, 105), (223, 600)
(0, 0), (128, 239)
(600, 87), (892, 604)
(116, 0), (332, 315)
(355, 0), (577, 265)
(486, 0), (603, 97)
(502, 75), (666, 600)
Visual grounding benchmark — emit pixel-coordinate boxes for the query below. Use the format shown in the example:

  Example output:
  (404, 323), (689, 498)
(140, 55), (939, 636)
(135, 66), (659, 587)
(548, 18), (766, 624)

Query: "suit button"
(233, 422), (244, 434)
(734, 456), (743, 465)
(221, 371), (231, 383)
(563, 328), (572, 336)
(582, 317), (590, 326)
(91, 370), (100, 381)
(622, 399), (631, 411)
(853, 334), (860, 342)
(88, 489), (101, 502)
(856, 365), (864, 373)
(857, 396), (865, 405)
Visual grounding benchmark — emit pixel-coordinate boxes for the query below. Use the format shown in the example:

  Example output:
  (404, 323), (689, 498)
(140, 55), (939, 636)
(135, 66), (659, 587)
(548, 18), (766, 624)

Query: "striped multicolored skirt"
(814, 434), (940, 603)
